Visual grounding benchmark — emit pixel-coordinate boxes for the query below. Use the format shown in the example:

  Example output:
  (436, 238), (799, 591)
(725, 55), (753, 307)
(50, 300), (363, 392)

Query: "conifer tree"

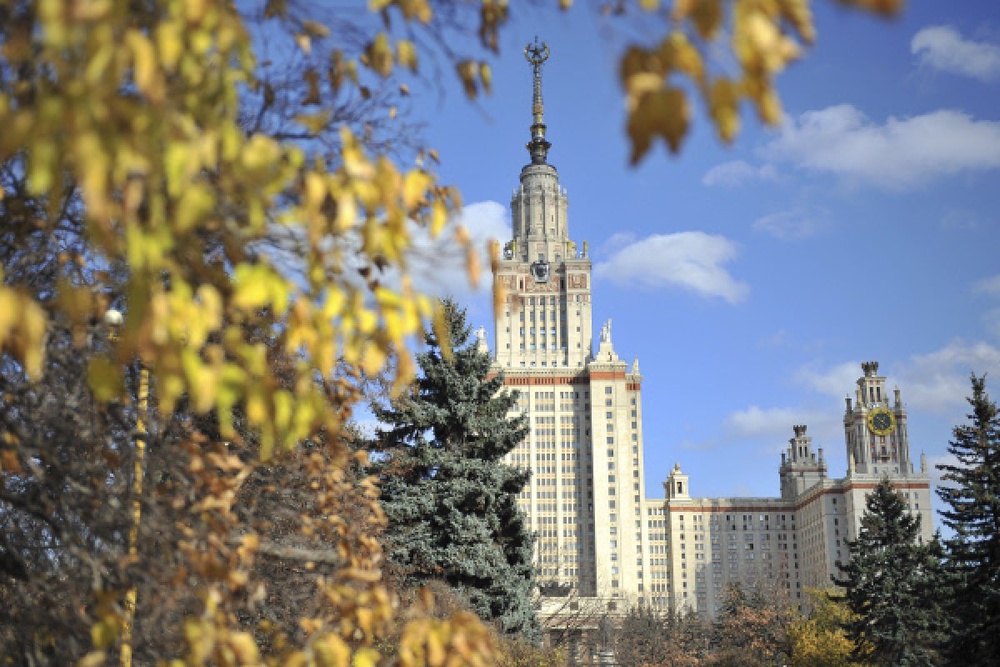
(372, 299), (538, 638)
(936, 375), (1000, 667)
(833, 479), (944, 666)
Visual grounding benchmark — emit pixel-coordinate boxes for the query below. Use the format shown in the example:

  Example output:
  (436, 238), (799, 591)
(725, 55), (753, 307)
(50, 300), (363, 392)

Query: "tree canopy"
(372, 299), (537, 639)
(833, 479), (945, 667)
(936, 375), (1000, 667)
(0, 0), (909, 663)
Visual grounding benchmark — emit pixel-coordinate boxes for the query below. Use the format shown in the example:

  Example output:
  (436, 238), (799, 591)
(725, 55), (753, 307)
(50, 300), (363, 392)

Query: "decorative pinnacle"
(524, 37), (551, 165)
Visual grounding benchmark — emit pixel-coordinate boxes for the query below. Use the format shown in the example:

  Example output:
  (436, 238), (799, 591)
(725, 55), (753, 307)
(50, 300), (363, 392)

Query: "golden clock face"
(867, 407), (895, 436)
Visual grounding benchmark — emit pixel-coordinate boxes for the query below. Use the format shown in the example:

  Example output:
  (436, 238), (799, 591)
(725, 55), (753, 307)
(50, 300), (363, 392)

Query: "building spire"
(524, 37), (551, 165)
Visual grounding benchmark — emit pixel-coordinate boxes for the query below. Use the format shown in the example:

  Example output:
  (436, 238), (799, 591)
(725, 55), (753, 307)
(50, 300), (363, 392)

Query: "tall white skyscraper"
(493, 39), (647, 604)
(490, 42), (934, 626)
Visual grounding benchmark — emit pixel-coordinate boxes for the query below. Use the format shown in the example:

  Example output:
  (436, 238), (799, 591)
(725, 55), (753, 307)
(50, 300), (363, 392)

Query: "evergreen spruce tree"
(833, 478), (945, 666)
(936, 375), (1000, 667)
(372, 299), (538, 639)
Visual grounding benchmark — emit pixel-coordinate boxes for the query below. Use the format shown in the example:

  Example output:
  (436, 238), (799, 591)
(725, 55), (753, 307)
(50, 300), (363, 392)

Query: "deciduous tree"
(614, 604), (704, 667)
(706, 583), (793, 667)
(786, 589), (863, 667)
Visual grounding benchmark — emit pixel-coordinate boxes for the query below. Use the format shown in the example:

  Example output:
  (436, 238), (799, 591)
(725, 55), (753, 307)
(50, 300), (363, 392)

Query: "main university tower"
(492, 40), (648, 605)
(489, 42), (934, 626)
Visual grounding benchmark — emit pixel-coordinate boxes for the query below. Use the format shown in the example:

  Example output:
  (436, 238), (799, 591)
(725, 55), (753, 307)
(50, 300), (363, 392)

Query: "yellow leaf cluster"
(619, 0), (900, 159)
(456, 60), (494, 99)
(0, 278), (48, 380)
(0, 0), (458, 457)
(399, 611), (498, 667)
(0, 1), (908, 665)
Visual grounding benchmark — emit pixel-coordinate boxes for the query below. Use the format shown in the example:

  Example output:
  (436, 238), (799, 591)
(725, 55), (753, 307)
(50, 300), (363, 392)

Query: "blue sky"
(395, 2), (1000, 522)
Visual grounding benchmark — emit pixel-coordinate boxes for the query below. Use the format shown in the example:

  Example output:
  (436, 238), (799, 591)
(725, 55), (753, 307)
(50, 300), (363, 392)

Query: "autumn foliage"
(1, 0), (904, 665)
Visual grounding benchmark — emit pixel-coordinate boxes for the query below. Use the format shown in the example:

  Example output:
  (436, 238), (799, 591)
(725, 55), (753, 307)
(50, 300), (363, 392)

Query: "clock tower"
(843, 361), (915, 476)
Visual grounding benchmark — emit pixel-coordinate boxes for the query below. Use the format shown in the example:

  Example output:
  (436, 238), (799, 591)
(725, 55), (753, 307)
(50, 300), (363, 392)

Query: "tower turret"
(779, 425), (827, 499)
(524, 38), (552, 165)
(492, 42), (593, 369)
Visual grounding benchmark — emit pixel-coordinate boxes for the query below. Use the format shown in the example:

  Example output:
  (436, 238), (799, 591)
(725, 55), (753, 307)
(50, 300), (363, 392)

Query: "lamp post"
(104, 309), (148, 667)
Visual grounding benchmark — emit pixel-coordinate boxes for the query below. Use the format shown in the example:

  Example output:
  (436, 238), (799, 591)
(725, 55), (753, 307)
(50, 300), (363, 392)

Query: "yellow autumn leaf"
(314, 633), (351, 667)
(366, 32), (393, 77)
(361, 344), (387, 374)
(778, 0), (817, 43)
(353, 647), (381, 667)
(397, 39), (418, 71)
(429, 199), (448, 236)
(175, 183), (215, 232)
(26, 137), (57, 195)
(127, 29), (163, 101)
(295, 32), (312, 54)
(77, 651), (108, 667)
(155, 21), (184, 71)
(837, 0), (903, 17)
(88, 357), (124, 402)
(304, 68), (321, 104)
(756, 87), (783, 125)
(302, 19), (330, 38)
(295, 111), (332, 135)
(627, 86), (690, 162)
(399, 0), (433, 23)
(90, 619), (118, 650)
(232, 263), (282, 310)
(403, 169), (433, 210)
(456, 60), (478, 98)
(690, 0), (725, 40)
(709, 77), (741, 142)
(660, 32), (705, 83)
(479, 62), (492, 94)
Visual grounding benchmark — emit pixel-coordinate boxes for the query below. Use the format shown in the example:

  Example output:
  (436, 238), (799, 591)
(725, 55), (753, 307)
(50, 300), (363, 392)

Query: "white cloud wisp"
(912, 25), (1000, 83)
(762, 105), (1000, 190)
(595, 232), (749, 304)
(702, 160), (778, 187)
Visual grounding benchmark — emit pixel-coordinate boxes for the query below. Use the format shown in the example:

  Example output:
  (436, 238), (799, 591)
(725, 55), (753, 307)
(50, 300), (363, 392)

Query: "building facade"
(491, 43), (934, 621)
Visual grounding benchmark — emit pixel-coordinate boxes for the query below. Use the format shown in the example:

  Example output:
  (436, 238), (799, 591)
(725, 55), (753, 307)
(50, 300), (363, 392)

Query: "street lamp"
(105, 309), (148, 667)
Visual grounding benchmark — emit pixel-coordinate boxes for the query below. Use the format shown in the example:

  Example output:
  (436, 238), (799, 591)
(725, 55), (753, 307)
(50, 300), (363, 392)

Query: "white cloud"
(762, 105), (1000, 190)
(973, 274), (1000, 296)
(752, 207), (828, 241)
(409, 200), (510, 297)
(594, 232), (749, 304)
(600, 231), (637, 255)
(724, 406), (829, 440)
(912, 25), (1000, 83)
(795, 361), (864, 398)
(702, 160), (778, 187)
(793, 345), (1000, 417)
(896, 340), (1000, 413)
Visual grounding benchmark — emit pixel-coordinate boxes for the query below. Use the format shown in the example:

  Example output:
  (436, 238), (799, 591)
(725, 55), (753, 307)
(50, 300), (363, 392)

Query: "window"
(605, 387), (613, 394)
